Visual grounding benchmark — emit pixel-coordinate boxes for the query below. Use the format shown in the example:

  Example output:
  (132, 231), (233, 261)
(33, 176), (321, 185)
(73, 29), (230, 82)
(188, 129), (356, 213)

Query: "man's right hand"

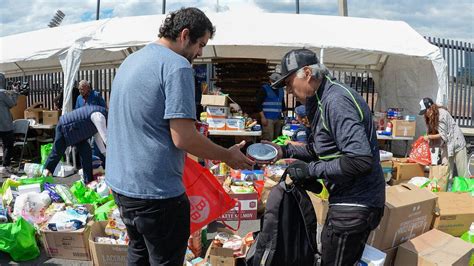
(261, 140), (284, 161)
(224, 141), (255, 170)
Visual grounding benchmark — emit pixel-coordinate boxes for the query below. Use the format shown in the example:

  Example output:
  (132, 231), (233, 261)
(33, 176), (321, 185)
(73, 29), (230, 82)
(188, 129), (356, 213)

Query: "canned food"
(246, 143), (278, 164)
(195, 121), (209, 136)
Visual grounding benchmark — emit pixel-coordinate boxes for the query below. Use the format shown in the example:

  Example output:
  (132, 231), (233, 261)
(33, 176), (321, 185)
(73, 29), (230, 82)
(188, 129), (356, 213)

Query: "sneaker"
(0, 166), (13, 177)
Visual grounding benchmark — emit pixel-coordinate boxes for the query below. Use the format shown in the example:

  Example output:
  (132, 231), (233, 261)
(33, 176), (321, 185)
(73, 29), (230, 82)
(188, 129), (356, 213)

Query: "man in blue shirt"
(105, 8), (254, 265)
(75, 80), (106, 109)
(75, 80), (107, 167)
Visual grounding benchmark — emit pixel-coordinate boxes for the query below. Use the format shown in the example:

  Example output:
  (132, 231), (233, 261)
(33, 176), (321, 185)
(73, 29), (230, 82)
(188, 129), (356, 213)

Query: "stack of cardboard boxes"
(201, 95), (246, 131)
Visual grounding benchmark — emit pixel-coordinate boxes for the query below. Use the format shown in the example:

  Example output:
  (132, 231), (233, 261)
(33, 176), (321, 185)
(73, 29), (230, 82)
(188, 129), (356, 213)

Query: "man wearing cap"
(419, 97), (468, 182)
(266, 49), (385, 265)
(0, 73), (19, 176)
(257, 73), (286, 141)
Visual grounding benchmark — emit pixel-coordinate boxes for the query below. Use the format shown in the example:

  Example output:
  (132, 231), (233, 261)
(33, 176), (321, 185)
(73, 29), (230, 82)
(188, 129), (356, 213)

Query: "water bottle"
(0, 202), (8, 223)
(460, 222), (474, 265)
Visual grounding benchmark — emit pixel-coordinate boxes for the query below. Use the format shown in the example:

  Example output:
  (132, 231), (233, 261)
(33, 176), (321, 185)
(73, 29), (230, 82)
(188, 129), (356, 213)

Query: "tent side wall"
(379, 55), (439, 154)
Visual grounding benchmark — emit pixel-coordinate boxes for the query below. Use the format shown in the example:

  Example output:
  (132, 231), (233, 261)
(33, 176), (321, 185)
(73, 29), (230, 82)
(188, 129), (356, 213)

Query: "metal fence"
(425, 37), (473, 128)
(6, 69), (116, 110)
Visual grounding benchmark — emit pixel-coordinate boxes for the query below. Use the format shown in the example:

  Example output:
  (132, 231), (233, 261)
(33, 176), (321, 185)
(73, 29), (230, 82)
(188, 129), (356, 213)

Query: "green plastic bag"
(94, 199), (117, 221)
(451, 176), (474, 193)
(40, 143), (53, 165)
(18, 176), (54, 186)
(0, 217), (40, 262)
(70, 180), (100, 204)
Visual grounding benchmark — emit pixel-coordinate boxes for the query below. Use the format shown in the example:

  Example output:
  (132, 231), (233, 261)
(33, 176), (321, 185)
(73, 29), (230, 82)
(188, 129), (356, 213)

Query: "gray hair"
(296, 63), (330, 80)
(78, 80), (90, 88)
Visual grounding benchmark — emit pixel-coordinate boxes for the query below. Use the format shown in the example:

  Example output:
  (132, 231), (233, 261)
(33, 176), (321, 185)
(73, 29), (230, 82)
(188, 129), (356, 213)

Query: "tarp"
(0, 12), (448, 142)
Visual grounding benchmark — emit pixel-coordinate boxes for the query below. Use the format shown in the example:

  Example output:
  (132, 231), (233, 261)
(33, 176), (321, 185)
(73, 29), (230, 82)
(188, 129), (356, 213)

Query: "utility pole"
(96, 0), (100, 20)
(162, 0), (166, 14)
(338, 0), (348, 16)
(296, 0), (300, 14)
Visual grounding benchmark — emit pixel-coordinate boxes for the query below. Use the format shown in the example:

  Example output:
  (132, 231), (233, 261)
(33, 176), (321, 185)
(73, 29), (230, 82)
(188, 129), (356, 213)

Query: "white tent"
(0, 12), (447, 141)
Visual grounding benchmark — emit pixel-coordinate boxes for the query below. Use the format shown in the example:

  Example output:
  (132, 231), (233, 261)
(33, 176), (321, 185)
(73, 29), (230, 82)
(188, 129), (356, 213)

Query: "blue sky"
(1, 0), (473, 42)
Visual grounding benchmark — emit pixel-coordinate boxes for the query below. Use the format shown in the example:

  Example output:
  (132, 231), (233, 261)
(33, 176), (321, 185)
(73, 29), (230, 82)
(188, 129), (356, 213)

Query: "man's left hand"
(287, 160), (311, 183)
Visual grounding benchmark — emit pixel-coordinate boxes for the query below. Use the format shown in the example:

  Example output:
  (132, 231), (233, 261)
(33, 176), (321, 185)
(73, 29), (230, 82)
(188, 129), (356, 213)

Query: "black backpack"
(246, 171), (320, 266)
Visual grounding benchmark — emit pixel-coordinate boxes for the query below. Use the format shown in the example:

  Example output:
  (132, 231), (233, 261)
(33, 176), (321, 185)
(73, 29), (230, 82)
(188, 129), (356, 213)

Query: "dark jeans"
(0, 131), (14, 167)
(321, 205), (383, 266)
(44, 125), (93, 182)
(112, 192), (190, 266)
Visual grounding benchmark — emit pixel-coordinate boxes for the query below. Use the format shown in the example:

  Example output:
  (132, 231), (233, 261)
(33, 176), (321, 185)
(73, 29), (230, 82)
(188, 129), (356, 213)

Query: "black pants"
(0, 131), (14, 167)
(112, 192), (190, 266)
(321, 205), (383, 266)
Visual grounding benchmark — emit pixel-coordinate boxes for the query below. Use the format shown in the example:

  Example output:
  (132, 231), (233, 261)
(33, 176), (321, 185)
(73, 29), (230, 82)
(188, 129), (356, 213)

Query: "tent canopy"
(0, 12), (448, 144)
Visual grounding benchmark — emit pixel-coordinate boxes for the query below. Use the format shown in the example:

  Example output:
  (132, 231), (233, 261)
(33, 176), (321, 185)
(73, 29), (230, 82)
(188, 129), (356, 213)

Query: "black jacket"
(284, 76), (385, 208)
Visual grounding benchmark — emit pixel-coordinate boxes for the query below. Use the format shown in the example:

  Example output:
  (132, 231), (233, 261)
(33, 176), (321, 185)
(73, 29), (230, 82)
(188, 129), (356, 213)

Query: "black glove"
(287, 160), (311, 183)
(287, 160), (323, 194)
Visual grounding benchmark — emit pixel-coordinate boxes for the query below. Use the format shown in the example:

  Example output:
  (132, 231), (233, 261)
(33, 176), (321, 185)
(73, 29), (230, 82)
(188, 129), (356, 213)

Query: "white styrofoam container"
(358, 244), (386, 266)
(18, 183), (41, 195)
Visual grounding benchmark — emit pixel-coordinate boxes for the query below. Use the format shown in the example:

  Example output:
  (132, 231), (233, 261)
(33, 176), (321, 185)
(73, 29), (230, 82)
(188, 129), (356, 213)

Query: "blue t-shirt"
(105, 43), (196, 199)
(75, 91), (106, 109)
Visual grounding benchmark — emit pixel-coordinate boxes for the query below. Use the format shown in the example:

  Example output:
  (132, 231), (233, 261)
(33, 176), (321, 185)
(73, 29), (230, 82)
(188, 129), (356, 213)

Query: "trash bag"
(40, 143), (53, 165)
(451, 176), (474, 193)
(408, 136), (431, 166)
(0, 217), (40, 262)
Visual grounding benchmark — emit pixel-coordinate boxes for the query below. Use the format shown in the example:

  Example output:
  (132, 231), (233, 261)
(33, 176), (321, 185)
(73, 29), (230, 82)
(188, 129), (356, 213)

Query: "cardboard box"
(392, 158), (424, 181)
(10, 95), (27, 120)
(308, 192), (329, 225)
(24, 108), (44, 123)
(433, 192), (474, 237)
(226, 118), (245, 131)
(388, 178), (409, 186)
(380, 160), (393, 169)
(207, 118), (226, 130)
(89, 221), (128, 266)
(41, 223), (92, 260)
(383, 247), (398, 266)
(391, 120), (416, 137)
(201, 94), (229, 106)
(206, 106), (229, 118)
(367, 184), (437, 250)
(394, 229), (472, 266)
(209, 246), (236, 266)
(221, 192), (258, 221)
(43, 110), (60, 125)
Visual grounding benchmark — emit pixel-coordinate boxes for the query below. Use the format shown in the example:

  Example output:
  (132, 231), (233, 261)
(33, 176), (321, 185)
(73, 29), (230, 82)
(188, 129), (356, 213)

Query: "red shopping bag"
(408, 136), (431, 166)
(183, 157), (237, 234)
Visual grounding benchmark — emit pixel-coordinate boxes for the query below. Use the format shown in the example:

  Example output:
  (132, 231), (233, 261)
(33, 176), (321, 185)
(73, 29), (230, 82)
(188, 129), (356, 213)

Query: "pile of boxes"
(24, 105), (60, 125)
(201, 95), (247, 131)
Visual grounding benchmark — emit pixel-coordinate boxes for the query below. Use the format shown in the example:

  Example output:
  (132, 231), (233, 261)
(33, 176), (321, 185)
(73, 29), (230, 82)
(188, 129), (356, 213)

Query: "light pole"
(162, 0), (166, 14)
(296, 0), (299, 14)
(338, 0), (348, 16)
(96, 0), (100, 20)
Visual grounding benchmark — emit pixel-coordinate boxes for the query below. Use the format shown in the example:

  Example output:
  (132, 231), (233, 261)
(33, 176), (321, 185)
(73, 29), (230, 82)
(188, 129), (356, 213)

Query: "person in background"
(75, 80), (107, 167)
(0, 73), (19, 176)
(75, 80), (106, 109)
(266, 49), (385, 265)
(285, 105), (311, 146)
(419, 97), (468, 179)
(105, 8), (254, 265)
(53, 82), (80, 111)
(43, 105), (107, 183)
(257, 73), (286, 141)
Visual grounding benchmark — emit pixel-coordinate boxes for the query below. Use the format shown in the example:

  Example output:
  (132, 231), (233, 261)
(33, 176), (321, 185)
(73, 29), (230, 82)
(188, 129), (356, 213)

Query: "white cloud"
(0, 0), (472, 42)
